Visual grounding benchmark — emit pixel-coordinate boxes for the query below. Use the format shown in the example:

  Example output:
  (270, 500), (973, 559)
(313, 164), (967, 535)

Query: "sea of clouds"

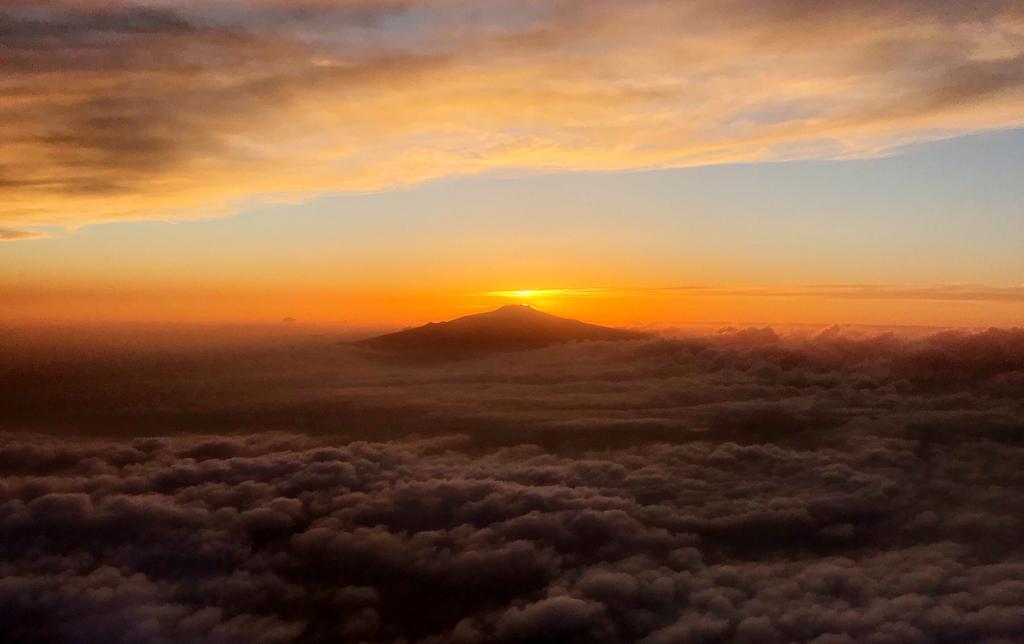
(2, 326), (1023, 642)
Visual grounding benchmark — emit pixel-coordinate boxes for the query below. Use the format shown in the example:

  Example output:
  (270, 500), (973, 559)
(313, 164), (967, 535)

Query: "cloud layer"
(1, 429), (1023, 643)
(2, 0), (1023, 228)
(5, 324), (1024, 445)
(2, 325), (1024, 641)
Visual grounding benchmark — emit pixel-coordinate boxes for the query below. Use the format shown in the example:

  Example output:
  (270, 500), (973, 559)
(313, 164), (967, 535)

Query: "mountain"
(356, 305), (648, 358)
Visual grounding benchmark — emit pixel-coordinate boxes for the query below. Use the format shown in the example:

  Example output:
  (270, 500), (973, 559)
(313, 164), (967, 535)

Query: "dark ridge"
(355, 304), (648, 358)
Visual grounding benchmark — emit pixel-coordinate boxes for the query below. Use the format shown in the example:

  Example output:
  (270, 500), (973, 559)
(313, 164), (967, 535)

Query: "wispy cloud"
(0, 228), (46, 241)
(1, 0), (1022, 229)
(484, 284), (1024, 304)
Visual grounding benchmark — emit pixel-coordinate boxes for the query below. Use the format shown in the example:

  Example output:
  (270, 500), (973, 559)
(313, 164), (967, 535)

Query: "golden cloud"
(2, 0), (1023, 230)
(0, 228), (47, 241)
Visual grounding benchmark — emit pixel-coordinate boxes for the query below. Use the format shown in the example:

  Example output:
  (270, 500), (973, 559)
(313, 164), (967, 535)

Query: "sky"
(2, 0), (1024, 326)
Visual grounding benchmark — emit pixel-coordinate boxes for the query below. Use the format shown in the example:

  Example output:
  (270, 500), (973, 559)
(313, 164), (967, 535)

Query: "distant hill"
(356, 305), (648, 358)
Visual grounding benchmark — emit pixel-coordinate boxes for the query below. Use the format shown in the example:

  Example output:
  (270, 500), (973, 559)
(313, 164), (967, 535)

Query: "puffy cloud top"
(1, 429), (1023, 642)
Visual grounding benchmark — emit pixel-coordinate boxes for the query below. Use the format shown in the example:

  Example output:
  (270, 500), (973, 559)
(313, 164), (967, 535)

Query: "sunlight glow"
(488, 289), (563, 300)
(485, 288), (613, 300)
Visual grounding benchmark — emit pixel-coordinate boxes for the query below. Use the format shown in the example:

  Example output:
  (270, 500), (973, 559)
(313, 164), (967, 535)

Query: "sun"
(486, 289), (566, 301)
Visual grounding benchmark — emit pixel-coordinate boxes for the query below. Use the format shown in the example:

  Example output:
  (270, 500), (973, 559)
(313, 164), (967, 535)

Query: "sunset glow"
(1, 0), (1022, 330)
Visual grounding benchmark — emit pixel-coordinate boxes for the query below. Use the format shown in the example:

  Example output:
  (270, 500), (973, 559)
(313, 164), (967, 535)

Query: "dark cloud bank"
(2, 325), (1024, 642)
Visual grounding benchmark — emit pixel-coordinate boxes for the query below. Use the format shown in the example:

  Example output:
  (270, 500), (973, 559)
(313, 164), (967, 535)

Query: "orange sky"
(5, 281), (1023, 329)
(2, 1), (1023, 329)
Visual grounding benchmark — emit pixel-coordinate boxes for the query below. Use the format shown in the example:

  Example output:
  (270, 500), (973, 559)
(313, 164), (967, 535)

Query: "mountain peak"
(356, 305), (647, 359)
(488, 303), (552, 317)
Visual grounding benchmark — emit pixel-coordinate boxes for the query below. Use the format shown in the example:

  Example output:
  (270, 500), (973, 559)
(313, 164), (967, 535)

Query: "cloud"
(485, 284), (1024, 305)
(1, 0), (1023, 229)
(2, 325), (1024, 640)
(4, 323), (1024, 444)
(0, 228), (46, 241)
(1, 424), (1022, 642)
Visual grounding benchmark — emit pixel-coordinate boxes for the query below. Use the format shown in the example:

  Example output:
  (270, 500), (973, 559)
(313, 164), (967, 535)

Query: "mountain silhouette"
(357, 305), (647, 358)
